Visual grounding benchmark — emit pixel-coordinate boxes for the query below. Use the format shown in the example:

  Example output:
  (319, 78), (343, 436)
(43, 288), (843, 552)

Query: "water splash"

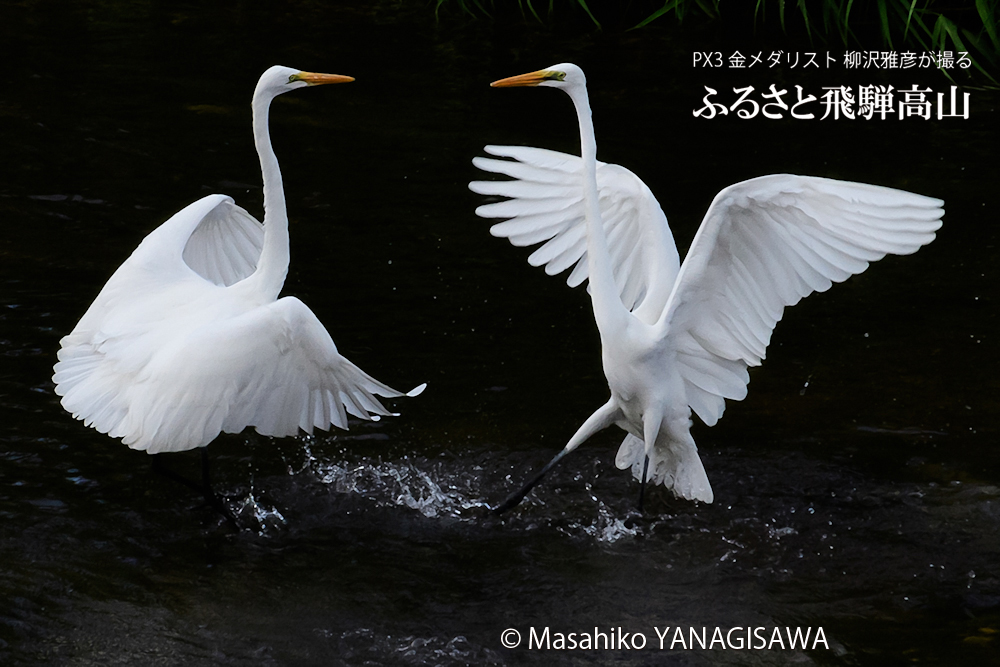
(229, 475), (287, 536)
(292, 442), (640, 542)
(294, 442), (491, 520)
(555, 482), (642, 543)
(591, 503), (643, 543)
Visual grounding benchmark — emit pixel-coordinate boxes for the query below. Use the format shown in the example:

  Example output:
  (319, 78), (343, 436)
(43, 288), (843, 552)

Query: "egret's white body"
(54, 66), (424, 455)
(471, 63), (943, 507)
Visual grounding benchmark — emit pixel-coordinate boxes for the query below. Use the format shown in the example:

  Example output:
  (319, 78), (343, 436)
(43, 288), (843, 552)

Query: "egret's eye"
(288, 74), (298, 84)
(549, 71), (567, 81)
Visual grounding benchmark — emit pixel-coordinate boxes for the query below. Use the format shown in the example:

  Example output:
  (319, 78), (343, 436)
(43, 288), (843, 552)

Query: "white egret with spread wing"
(53, 67), (425, 502)
(470, 63), (942, 512)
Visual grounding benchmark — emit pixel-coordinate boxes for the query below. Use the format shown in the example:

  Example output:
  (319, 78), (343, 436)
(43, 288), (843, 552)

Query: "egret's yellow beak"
(292, 72), (355, 86)
(490, 69), (565, 87)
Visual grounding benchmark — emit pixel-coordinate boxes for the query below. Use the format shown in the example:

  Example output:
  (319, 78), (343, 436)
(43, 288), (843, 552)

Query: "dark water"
(1, 2), (998, 665)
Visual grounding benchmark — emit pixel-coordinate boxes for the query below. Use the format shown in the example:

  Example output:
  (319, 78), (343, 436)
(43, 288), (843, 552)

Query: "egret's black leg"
(152, 453), (203, 494)
(199, 448), (237, 525)
(201, 448), (211, 490)
(493, 448), (570, 515)
(495, 400), (621, 515)
(637, 455), (650, 513)
(152, 451), (237, 526)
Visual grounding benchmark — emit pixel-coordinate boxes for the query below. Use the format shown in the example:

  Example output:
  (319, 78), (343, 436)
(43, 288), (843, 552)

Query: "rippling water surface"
(1, 2), (998, 665)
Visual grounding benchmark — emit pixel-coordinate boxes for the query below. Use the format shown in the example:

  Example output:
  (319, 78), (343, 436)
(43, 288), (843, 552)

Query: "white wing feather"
(659, 174), (944, 427)
(181, 197), (264, 286)
(54, 195), (422, 454)
(470, 145), (680, 324)
(55, 295), (419, 454)
(61, 195), (257, 340)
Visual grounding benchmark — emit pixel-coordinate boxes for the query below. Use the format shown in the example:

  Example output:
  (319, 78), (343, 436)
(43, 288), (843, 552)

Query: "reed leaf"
(574, 0), (601, 27)
(633, 0), (683, 29)
(976, 0), (1000, 50)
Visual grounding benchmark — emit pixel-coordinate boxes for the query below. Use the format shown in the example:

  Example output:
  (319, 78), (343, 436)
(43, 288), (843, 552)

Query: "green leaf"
(901, 0), (917, 42)
(976, 0), (1000, 50)
(937, 15), (999, 84)
(632, 0), (681, 30)
(796, 0), (812, 42)
(876, 0), (892, 48)
(522, 0), (543, 23)
(574, 0), (601, 28)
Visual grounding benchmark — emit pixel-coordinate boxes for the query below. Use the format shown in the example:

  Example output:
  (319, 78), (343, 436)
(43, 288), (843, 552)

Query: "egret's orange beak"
(293, 72), (355, 86)
(490, 69), (564, 87)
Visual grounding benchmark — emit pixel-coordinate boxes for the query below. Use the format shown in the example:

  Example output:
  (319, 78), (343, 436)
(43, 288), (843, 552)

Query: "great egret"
(470, 63), (943, 513)
(53, 67), (425, 473)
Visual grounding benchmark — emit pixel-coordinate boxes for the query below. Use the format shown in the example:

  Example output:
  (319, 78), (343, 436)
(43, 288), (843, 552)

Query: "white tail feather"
(615, 434), (714, 503)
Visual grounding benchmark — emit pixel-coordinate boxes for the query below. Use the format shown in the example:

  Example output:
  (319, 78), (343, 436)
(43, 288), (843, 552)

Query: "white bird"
(53, 66), (425, 461)
(470, 63), (943, 512)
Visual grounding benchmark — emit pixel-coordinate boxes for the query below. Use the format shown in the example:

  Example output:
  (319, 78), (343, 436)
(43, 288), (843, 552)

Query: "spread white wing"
(55, 295), (422, 454)
(61, 195), (260, 340)
(658, 174), (944, 427)
(470, 145), (680, 324)
(472, 153), (942, 439)
(54, 195), (423, 454)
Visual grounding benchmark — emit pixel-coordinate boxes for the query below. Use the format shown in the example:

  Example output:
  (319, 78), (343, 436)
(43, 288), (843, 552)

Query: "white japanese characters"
(693, 85), (970, 120)
(693, 50), (972, 70)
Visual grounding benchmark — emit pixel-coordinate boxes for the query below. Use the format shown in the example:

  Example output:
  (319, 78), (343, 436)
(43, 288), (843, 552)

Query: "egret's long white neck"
(568, 85), (626, 333)
(250, 87), (289, 301)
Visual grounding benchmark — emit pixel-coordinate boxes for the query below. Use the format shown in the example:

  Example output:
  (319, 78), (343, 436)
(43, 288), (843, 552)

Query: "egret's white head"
(490, 63), (586, 91)
(254, 65), (354, 101)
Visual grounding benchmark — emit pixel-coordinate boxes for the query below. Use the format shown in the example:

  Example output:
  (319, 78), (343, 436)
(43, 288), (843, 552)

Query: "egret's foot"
(201, 486), (238, 527)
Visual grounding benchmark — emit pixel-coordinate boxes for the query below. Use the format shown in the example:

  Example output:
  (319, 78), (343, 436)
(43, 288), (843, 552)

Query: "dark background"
(0, 1), (997, 664)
